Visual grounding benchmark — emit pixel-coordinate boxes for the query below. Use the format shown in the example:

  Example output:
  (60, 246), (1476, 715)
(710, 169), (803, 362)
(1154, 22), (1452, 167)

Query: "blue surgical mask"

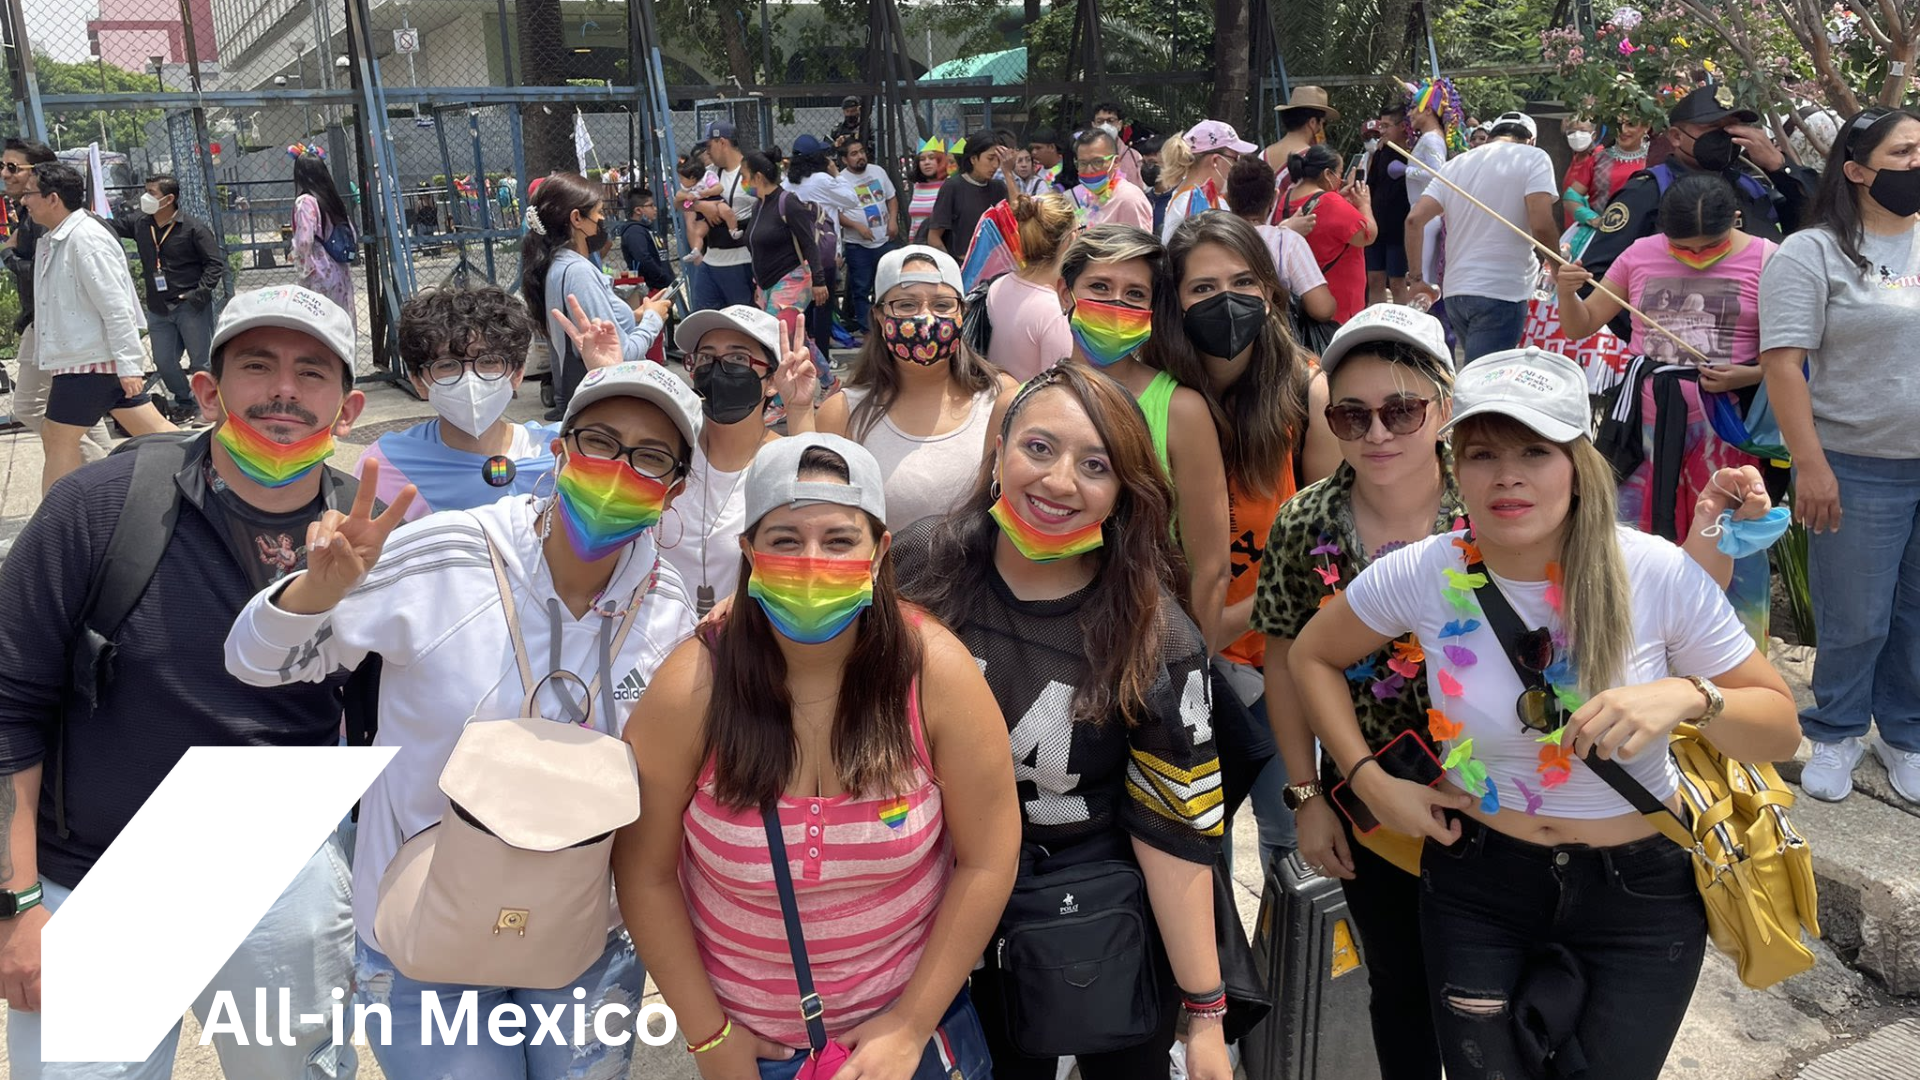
(1702, 506), (1792, 558)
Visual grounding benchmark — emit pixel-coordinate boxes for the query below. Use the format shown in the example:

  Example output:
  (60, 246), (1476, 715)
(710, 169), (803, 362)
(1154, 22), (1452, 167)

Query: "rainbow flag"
(878, 797), (911, 829)
(961, 200), (1024, 291)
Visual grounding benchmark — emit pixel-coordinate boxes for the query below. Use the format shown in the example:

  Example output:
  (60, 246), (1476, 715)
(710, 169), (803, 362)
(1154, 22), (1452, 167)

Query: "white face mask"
(139, 193), (164, 216)
(1566, 131), (1595, 153)
(1098, 122), (1121, 140)
(1364, 138), (1381, 153)
(430, 370), (515, 438)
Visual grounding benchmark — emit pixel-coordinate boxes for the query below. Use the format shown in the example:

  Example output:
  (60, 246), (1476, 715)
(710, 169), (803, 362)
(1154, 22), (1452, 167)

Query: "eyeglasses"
(1512, 627), (1566, 733)
(683, 349), (770, 377)
(565, 429), (683, 480)
(883, 297), (962, 319)
(1323, 396), (1432, 441)
(1075, 153), (1117, 171)
(423, 354), (513, 385)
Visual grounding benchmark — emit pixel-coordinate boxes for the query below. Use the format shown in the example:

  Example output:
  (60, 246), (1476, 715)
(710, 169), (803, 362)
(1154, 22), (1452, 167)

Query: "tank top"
(846, 385), (998, 532)
(1139, 370), (1178, 474)
(680, 685), (951, 1048)
(908, 181), (943, 241)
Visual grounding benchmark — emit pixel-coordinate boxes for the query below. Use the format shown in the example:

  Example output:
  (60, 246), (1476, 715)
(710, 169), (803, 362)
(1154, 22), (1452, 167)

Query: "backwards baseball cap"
(743, 433), (887, 529)
(1185, 119), (1257, 156)
(1439, 348), (1591, 444)
(212, 285), (356, 372)
(874, 245), (964, 299)
(674, 304), (782, 364)
(1318, 304), (1453, 380)
(562, 361), (704, 454)
(1491, 111), (1538, 140)
(704, 120), (737, 142)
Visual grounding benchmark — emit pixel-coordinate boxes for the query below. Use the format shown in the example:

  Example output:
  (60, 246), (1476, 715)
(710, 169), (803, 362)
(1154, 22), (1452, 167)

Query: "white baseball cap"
(1439, 348), (1591, 444)
(1317, 304), (1454, 380)
(874, 245), (964, 300)
(212, 285), (356, 373)
(1492, 111), (1538, 140)
(743, 433), (888, 528)
(1185, 119), (1257, 156)
(674, 304), (781, 363)
(563, 361), (704, 454)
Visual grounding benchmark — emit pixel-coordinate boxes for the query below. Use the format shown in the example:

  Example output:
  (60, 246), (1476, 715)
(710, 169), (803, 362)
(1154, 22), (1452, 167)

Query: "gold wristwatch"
(1684, 675), (1725, 727)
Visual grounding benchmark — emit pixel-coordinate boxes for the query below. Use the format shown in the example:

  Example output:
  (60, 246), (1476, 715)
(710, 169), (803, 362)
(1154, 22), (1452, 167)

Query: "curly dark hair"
(397, 285), (537, 376)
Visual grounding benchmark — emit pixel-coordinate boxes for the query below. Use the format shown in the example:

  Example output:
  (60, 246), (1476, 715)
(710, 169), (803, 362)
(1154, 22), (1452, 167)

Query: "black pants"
(968, 965), (1177, 1080)
(1337, 816), (1441, 1080)
(1420, 817), (1708, 1080)
(807, 264), (839, 360)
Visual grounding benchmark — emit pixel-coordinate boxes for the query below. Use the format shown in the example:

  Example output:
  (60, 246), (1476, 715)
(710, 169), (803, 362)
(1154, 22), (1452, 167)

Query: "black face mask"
(1182, 291), (1268, 359)
(1868, 166), (1920, 217)
(584, 225), (609, 254)
(1689, 128), (1741, 174)
(692, 361), (765, 424)
(1141, 163), (1161, 189)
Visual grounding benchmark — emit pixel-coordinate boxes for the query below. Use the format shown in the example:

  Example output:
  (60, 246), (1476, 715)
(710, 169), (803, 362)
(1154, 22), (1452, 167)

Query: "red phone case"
(1330, 730), (1447, 836)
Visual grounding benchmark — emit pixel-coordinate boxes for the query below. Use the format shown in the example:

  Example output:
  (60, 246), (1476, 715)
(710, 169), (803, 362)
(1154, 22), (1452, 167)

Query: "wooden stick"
(1385, 140), (1715, 366)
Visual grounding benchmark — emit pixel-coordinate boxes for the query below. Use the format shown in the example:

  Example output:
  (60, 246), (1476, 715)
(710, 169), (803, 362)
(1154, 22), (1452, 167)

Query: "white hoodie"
(225, 494), (696, 947)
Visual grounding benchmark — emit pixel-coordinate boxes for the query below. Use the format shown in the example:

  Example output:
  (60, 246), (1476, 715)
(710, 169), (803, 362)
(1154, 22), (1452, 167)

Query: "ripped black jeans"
(1419, 817), (1708, 1080)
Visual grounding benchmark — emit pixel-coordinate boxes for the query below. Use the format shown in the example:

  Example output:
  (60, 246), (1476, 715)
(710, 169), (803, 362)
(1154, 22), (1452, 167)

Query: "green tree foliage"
(30, 53), (165, 153)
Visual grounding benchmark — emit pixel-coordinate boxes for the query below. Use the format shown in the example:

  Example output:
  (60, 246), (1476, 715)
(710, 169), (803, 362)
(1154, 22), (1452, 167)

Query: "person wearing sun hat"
(1263, 85), (1343, 211)
(613, 430), (1019, 1077)
(1288, 343), (1797, 1080)
(226, 357), (704, 1078)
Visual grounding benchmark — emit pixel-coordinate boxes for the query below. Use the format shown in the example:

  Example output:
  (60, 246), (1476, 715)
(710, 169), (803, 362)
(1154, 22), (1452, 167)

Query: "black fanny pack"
(990, 832), (1164, 1057)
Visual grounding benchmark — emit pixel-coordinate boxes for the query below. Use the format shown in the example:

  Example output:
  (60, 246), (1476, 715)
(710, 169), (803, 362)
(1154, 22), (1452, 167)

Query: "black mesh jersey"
(896, 521), (1223, 865)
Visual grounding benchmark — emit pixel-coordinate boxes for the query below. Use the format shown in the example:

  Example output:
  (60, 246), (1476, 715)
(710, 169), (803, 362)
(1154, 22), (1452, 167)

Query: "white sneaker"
(1872, 738), (1920, 805)
(1800, 737), (1866, 801)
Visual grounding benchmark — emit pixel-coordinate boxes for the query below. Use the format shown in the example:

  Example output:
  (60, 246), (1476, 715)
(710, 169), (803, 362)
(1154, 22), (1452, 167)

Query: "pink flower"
(1619, 37), (1639, 55)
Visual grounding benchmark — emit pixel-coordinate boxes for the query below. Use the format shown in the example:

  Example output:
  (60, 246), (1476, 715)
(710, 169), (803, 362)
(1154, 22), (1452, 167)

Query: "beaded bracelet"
(686, 1018), (732, 1054)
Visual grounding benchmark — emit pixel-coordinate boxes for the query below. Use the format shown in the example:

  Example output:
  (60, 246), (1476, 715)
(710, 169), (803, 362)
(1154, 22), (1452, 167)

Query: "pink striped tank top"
(680, 687), (952, 1048)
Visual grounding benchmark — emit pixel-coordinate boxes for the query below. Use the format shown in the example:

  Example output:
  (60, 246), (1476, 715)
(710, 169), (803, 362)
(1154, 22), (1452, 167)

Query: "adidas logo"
(612, 669), (648, 703)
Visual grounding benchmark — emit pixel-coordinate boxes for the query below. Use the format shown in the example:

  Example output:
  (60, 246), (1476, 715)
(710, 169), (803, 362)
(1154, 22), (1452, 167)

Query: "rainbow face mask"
(747, 552), (875, 644)
(553, 452), (669, 563)
(213, 399), (338, 488)
(1079, 169), (1114, 201)
(1669, 236), (1734, 270)
(1070, 298), (1153, 368)
(990, 491), (1105, 562)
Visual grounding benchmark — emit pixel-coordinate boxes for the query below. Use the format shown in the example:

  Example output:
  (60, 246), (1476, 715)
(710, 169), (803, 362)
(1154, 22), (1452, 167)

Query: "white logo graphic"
(1059, 892), (1079, 915)
(42, 747), (395, 1062)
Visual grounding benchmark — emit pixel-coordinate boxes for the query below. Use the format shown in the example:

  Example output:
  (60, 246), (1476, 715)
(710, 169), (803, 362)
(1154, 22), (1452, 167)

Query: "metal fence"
(0, 0), (1448, 378)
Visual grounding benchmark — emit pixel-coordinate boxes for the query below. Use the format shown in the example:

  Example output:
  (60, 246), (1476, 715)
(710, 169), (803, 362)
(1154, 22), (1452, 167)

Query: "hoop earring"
(989, 478), (1002, 502)
(657, 506), (686, 550)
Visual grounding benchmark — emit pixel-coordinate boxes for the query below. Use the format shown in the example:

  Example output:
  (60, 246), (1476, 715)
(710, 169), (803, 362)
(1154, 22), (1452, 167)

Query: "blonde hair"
(1011, 192), (1078, 268)
(1453, 416), (1631, 697)
(1156, 133), (1195, 194)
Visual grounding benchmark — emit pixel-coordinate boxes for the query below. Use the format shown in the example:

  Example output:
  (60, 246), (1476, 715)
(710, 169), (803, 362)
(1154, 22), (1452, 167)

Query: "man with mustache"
(0, 284), (377, 1080)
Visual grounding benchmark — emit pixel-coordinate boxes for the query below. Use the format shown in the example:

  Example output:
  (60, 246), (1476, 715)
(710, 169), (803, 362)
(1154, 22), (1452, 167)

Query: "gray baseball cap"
(874, 245), (964, 301)
(563, 361), (704, 454)
(743, 433), (888, 529)
(212, 285), (356, 373)
(1439, 348), (1591, 444)
(1318, 304), (1454, 380)
(674, 304), (782, 364)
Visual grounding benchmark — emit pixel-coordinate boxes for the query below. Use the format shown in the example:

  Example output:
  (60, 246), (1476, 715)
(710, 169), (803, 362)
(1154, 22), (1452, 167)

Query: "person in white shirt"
(689, 121), (759, 310)
(837, 136), (898, 333)
(1291, 346), (1798, 1080)
(226, 361), (704, 1080)
(20, 161), (173, 491)
(1405, 112), (1560, 361)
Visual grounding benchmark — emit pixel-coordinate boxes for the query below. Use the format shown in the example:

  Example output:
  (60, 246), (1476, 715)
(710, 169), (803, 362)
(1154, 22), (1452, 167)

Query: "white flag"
(574, 112), (594, 175)
(88, 143), (111, 218)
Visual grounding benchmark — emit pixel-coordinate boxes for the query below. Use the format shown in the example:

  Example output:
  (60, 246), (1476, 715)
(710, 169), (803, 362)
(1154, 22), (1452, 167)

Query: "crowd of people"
(0, 71), (1915, 1080)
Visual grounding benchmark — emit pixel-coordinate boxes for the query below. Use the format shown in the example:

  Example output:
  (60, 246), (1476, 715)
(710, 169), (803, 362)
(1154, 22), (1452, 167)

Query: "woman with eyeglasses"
(523, 171), (674, 421)
(799, 245), (1017, 532)
(1759, 106), (1920, 805)
(893, 364), (1229, 1080)
(1287, 347), (1799, 1080)
(227, 362), (705, 1080)
(989, 224), (1230, 645)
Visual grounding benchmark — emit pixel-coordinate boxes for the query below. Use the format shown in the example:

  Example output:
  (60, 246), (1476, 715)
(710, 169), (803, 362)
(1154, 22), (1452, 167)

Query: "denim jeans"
(146, 301), (215, 408)
(1222, 696), (1297, 874)
(1336, 810), (1440, 1080)
(754, 990), (993, 1080)
(1443, 294), (1529, 364)
(1802, 449), (1920, 752)
(7, 839), (357, 1080)
(692, 259), (756, 312)
(1419, 818), (1707, 1080)
(352, 930), (644, 1080)
(841, 241), (890, 331)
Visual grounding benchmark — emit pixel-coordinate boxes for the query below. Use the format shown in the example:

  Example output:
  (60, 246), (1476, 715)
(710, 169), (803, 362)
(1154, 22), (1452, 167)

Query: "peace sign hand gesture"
(278, 458), (417, 616)
(553, 293), (624, 371)
(767, 318), (820, 429)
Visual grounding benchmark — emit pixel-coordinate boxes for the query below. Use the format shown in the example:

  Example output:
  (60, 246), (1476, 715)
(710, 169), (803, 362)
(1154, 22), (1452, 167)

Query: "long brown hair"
(700, 446), (925, 809)
(520, 171), (602, 321)
(1159, 213), (1311, 497)
(907, 365), (1185, 725)
(845, 251), (1001, 441)
(1453, 415), (1631, 696)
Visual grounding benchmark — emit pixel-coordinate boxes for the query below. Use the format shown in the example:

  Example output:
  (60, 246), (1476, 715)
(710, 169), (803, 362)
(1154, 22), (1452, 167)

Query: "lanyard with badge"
(149, 219), (176, 293)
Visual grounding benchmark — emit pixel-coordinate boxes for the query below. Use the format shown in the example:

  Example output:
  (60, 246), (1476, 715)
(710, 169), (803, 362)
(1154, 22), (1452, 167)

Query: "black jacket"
(3, 209), (44, 333)
(112, 211), (226, 312)
(620, 220), (674, 291)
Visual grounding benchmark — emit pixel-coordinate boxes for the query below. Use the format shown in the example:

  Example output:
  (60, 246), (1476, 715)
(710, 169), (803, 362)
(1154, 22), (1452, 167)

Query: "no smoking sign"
(393, 28), (420, 54)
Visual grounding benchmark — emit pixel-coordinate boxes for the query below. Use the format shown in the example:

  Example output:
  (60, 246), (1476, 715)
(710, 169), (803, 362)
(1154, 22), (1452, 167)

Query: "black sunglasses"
(1324, 396), (1432, 441)
(1512, 627), (1566, 733)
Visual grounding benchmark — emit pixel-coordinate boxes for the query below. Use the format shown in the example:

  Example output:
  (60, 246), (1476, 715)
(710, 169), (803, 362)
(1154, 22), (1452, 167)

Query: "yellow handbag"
(1608, 724), (1822, 990)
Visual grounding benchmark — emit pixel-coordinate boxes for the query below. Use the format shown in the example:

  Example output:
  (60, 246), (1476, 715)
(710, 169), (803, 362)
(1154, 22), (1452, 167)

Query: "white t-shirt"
(1256, 224), (1328, 300)
(659, 443), (751, 607)
(703, 167), (758, 268)
(1428, 140), (1556, 302)
(1344, 526), (1754, 818)
(844, 166), (899, 248)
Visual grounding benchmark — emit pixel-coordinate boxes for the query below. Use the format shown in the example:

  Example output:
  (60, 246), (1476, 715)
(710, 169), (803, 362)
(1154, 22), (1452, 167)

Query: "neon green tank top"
(1138, 370), (1177, 475)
